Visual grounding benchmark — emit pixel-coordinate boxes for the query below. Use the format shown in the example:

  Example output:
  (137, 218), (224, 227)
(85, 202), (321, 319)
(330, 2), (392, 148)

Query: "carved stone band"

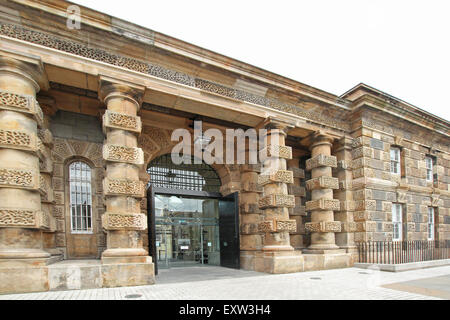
(306, 199), (340, 211)
(0, 167), (39, 190)
(258, 219), (297, 233)
(258, 170), (294, 186)
(306, 154), (337, 171)
(103, 178), (145, 198)
(260, 145), (292, 160)
(306, 176), (339, 191)
(103, 110), (142, 133)
(305, 221), (342, 233)
(0, 208), (47, 228)
(0, 91), (44, 127)
(259, 194), (295, 208)
(102, 144), (144, 165)
(101, 212), (147, 230)
(0, 129), (38, 152)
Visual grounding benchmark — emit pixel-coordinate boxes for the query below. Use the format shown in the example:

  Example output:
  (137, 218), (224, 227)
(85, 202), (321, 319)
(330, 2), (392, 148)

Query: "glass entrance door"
(154, 194), (220, 268)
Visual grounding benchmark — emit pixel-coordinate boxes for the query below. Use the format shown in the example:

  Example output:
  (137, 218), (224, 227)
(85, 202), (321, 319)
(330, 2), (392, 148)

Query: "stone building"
(0, 0), (448, 294)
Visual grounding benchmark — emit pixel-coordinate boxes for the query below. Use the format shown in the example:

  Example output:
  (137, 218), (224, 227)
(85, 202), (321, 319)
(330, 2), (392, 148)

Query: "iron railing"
(357, 240), (450, 264)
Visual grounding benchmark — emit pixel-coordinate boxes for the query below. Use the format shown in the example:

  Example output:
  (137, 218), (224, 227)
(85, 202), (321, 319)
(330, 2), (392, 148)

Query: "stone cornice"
(351, 93), (449, 138)
(10, 0), (350, 111)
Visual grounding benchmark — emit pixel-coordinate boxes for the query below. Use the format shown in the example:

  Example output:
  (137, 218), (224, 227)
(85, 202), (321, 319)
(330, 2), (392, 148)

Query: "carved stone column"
(334, 136), (357, 259)
(0, 53), (50, 268)
(304, 131), (341, 252)
(255, 120), (303, 273)
(99, 76), (150, 266)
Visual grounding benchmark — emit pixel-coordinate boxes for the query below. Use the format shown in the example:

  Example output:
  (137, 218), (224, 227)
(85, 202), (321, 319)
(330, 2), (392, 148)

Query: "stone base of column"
(101, 261), (155, 288)
(101, 248), (155, 287)
(303, 252), (353, 272)
(254, 251), (304, 274)
(240, 250), (258, 271)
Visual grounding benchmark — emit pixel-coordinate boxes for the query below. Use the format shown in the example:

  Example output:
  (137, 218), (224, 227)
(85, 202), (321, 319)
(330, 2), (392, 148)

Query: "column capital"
(256, 117), (294, 135)
(0, 49), (49, 92)
(98, 75), (145, 109)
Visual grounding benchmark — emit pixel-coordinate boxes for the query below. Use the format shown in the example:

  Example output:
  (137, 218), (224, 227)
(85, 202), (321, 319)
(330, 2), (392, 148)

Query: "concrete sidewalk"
(1, 265), (449, 300)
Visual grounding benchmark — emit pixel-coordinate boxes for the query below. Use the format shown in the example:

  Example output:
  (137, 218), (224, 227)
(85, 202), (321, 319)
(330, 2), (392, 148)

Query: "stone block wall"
(349, 109), (450, 242)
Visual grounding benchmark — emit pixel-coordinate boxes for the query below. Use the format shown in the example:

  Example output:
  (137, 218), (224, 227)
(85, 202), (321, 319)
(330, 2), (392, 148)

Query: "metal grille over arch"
(147, 154), (221, 192)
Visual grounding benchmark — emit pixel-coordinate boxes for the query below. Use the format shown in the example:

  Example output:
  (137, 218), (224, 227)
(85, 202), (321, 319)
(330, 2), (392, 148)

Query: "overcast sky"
(73, 0), (449, 121)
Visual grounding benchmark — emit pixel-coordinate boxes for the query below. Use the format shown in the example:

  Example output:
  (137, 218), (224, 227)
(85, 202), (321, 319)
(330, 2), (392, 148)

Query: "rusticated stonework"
(0, 90), (43, 125)
(259, 194), (295, 208)
(101, 212), (147, 230)
(260, 145), (293, 160)
(103, 178), (145, 198)
(306, 176), (339, 191)
(306, 199), (340, 211)
(258, 219), (297, 233)
(0, 209), (43, 228)
(103, 110), (142, 133)
(0, 129), (38, 152)
(0, 168), (38, 189)
(258, 170), (294, 186)
(305, 221), (342, 233)
(103, 145), (144, 165)
(306, 154), (337, 171)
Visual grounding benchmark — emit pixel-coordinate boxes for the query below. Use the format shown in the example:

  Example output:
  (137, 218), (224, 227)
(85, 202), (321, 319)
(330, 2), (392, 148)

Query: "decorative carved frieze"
(103, 178), (145, 198)
(258, 170), (294, 186)
(258, 194), (295, 208)
(305, 199), (340, 211)
(0, 90), (43, 126)
(101, 212), (147, 230)
(306, 176), (339, 191)
(306, 154), (337, 171)
(0, 167), (39, 189)
(0, 208), (45, 228)
(0, 23), (352, 132)
(0, 129), (38, 152)
(305, 221), (342, 233)
(103, 110), (142, 133)
(102, 144), (144, 165)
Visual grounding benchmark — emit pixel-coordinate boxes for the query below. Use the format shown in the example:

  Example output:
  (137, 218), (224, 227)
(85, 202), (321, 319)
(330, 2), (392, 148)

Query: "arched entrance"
(147, 154), (239, 274)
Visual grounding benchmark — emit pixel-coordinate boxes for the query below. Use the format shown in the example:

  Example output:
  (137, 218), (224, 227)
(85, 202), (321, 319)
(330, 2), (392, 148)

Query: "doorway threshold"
(155, 265), (266, 284)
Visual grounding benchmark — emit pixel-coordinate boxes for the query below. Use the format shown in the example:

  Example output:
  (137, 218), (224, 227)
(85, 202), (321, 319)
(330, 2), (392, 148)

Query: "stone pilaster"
(333, 136), (357, 259)
(239, 160), (263, 270)
(0, 52), (51, 267)
(99, 76), (150, 265)
(254, 120), (303, 273)
(38, 107), (60, 260)
(287, 156), (306, 250)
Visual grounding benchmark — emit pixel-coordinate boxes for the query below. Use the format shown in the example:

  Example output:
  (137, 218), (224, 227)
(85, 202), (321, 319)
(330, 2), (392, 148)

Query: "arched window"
(147, 154), (221, 192)
(69, 161), (93, 233)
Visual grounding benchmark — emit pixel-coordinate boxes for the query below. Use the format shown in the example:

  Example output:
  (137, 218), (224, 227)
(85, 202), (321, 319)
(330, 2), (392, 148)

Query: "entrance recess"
(147, 155), (239, 275)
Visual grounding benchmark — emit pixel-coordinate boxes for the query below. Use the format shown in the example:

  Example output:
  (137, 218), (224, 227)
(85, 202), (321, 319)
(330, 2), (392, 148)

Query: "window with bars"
(428, 207), (435, 240)
(392, 203), (403, 241)
(426, 156), (434, 182)
(147, 154), (221, 192)
(390, 147), (401, 175)
(69, 161), (93, 233)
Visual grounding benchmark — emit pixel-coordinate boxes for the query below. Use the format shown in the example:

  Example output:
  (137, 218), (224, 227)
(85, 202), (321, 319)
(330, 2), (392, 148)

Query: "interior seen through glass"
(155, 194), (220, 268)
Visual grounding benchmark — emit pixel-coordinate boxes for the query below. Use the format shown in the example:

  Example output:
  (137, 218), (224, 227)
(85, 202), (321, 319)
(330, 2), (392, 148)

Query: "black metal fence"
(357, 240), (450, 264)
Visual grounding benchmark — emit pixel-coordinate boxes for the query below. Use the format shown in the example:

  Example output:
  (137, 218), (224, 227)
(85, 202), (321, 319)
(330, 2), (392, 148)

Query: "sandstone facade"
(0, 0), (448, 294)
